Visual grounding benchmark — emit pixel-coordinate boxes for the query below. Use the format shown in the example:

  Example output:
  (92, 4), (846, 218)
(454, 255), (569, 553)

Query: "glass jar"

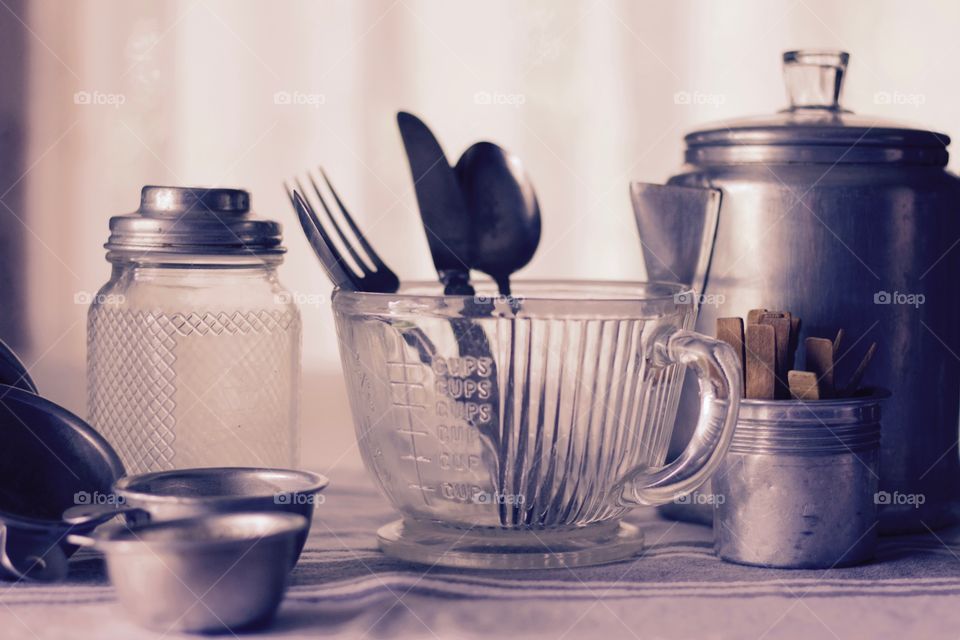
(87, 186), (301, 474)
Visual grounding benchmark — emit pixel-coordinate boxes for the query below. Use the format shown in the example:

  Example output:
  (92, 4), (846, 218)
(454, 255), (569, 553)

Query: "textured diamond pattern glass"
(89, 307), (300, 474)
(86, 262), (302, 476)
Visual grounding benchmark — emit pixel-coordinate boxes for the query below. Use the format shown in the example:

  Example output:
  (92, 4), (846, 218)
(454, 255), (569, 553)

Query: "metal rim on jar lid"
(105, 186), (285, 256)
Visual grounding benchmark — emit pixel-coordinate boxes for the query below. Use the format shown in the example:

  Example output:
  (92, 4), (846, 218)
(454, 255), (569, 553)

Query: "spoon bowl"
(455, 141), (541, 296)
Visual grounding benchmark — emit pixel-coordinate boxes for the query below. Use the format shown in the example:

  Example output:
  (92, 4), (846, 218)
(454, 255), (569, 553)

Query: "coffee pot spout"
(629, 182), (721, 295)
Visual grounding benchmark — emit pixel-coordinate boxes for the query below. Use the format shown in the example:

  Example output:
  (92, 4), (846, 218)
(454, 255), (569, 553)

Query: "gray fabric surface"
(2, 471), (959, 639)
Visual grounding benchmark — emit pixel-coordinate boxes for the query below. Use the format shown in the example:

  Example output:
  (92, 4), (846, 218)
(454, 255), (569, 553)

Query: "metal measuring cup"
(64, 467), (327, 564)
(66, 512), (307, 633)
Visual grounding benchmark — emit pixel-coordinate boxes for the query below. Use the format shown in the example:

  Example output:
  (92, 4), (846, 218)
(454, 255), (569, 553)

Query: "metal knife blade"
(397, 111), (474, 295)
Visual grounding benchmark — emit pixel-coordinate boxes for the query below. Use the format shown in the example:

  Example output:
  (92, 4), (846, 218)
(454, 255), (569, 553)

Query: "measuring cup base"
(376, 519), (645, 570)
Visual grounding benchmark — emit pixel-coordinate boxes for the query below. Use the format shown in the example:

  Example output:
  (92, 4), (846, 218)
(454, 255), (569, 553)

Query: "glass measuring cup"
(333, 281), (741, 569)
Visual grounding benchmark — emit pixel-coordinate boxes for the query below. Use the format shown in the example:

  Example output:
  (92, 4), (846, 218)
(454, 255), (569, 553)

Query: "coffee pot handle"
(615, 328), (741, 507)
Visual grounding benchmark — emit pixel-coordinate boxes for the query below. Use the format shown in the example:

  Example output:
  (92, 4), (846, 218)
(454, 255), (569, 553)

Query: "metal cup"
(68, 512), (307, 633)
(63, 467), (327, 564)
(713, 390), (886, 569)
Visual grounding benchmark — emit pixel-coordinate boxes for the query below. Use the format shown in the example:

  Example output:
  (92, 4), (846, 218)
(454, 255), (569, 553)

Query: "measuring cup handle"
(615, 328), (741, 507)
(62, 502), (143, 528)
(64, 532), (96, 548)
(0, 525), (70, 582)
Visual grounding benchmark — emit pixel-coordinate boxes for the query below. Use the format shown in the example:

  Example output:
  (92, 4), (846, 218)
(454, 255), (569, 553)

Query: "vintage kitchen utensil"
(716, 317), (745, 393)
(67, 512), (307, 633)
(0, 339), (37, 394)
(455, 141), (542, 296)
(286, 177), (439, 367)
(787, 370), (820, 400)
(759, 313), (791, 398)
(630, 183), (720, 294)
(333, 280), (742, 569)
(844, 342), (878, 396)
(0, 384), (125, 581)
(665, 309), (873, 521)
(805, 337), (836, 397)
(788, 316), (802, 371)
(454, 141), (542, 524)
(397, 111), (474, 295)
(746, 309), (766, 326)
(286, 172), (400, 294)
(87, 186), (301, 475)
(833, 328), (845, 355)
(714, 390), (886, 568)
(64, 467), (327, 563)
(288, 189), (355, 292)
(716, 310), (874, 402)
(640, 49), (960, 532)
(745, 323), (775, 400)
(0, 522), (68, 582)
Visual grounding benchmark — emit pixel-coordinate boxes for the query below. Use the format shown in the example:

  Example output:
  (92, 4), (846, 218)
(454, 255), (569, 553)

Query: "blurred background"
(2, 0), (958, 469)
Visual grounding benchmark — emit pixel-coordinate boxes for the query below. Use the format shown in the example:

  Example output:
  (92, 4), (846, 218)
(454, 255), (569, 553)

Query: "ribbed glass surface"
(337, 308), (686, 530)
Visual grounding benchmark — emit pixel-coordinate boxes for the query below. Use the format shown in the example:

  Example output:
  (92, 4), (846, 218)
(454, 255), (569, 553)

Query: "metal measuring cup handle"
(63, 503), (152, 550)
(0, 524), (69, 582)
(62, 503), (150, 530)
(613, 328), (742, 507)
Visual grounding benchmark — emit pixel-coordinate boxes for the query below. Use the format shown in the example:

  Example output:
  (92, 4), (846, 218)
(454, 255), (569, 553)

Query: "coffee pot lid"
(106, 186), (285, 256)
(684, 50), (950, 165)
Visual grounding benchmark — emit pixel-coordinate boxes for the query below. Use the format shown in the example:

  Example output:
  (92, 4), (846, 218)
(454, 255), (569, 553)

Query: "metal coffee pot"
(633, 50), (960, 534)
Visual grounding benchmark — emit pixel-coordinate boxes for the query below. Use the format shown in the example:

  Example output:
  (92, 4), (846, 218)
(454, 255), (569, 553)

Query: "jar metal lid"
(684, 50), (950, 166)
(105, 186), (285, 256)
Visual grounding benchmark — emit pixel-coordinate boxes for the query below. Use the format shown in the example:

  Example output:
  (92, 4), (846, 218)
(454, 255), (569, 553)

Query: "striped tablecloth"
(3, 471), (960, 640)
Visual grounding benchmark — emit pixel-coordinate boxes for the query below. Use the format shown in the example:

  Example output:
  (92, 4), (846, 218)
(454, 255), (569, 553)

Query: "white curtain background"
(14, 0), (960, 468)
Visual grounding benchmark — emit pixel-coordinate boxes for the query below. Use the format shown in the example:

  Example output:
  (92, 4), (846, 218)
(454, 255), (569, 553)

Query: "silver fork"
(285, 168), (435, 362)
(284, 168), (399, 293)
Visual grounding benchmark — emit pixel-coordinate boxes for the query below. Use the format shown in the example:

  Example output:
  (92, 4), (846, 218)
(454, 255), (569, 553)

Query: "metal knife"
(397, 111), (474, 295)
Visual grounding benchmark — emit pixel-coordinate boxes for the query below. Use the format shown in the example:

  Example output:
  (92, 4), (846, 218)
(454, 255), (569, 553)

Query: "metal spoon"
(455, 142), (541, 526)
(455, 141), (541, 296)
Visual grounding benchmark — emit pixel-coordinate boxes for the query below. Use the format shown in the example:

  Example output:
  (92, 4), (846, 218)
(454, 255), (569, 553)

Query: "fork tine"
(286, 169), (399, 293)
(319, 167), (389, 270)
(287, 187), (359, 290)
(289, 186), (351, 281)
(305, 172), (373, 275)
(294, 178), (344, 265)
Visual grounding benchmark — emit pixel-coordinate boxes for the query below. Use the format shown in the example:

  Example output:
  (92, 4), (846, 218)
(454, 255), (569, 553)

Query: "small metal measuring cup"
(67, 512), (307, 633)
(713, 390), (887, 568)
(64, 467), (328, 563)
